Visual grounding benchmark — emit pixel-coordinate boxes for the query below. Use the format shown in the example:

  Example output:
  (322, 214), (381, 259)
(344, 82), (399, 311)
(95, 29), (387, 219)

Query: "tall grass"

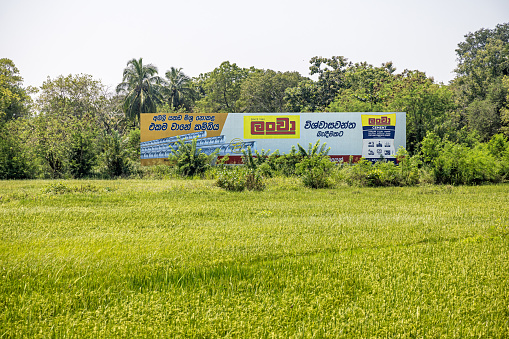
(1, 179), (508, 337)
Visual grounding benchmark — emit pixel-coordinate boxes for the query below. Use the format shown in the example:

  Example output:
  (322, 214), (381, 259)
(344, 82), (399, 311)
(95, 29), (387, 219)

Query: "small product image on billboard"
(361, 114), (397, 162)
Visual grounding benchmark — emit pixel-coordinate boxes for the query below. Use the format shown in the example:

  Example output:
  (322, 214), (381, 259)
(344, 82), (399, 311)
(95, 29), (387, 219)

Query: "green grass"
(1, 179), (508, 338)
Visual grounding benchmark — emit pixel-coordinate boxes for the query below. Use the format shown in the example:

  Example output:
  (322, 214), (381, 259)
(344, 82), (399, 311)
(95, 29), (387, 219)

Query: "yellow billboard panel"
(140, 113), (228, 143)
(244, 115), (300, 139)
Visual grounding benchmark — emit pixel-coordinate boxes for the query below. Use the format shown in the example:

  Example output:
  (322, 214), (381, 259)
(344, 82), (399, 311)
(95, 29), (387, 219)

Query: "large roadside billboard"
(140, 112), (406, 165)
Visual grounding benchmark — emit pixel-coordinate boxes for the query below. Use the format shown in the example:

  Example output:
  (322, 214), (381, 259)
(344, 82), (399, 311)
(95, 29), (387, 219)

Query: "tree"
(388, 71), (455, 153)
(0, 58), (32, 122)
(454, 23), (509, 96)
(237, 70), (304, 112)
(284, 79), (321, 112)
(498, 76), (509, 137)
(284, 57), (395, 112)
(116, 58), (163, 123)
(309, 56), (352, 110)
(161, 67), (197, 112)
(68, 116), (99, 178)
(25, 74), (115, 178)
(194, 61), (250, 113)
(328, 62), (395, 112)
(452, 23), (509, 140)
(36, 74), (109, 119)
(99, 129), (131, 177)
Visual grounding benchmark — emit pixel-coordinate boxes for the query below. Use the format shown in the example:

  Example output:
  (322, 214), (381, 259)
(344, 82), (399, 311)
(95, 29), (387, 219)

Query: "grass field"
(1, 179), (508, 338)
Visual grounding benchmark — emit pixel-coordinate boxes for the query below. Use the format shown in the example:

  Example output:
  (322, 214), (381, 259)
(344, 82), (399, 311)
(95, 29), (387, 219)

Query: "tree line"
(1, 23), (508, 179)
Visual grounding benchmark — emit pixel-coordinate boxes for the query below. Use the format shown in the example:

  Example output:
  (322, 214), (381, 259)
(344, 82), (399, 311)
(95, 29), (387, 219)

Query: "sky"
(1, 0), (508, 91)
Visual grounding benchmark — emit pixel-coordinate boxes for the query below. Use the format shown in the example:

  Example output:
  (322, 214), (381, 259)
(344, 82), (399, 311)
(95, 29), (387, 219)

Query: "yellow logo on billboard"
(361, 114), (396, 127)
(244, 116), (300, 139)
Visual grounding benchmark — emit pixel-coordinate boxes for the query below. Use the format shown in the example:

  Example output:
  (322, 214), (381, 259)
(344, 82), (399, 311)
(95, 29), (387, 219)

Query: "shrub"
(0, 123), (30, 179)
(487, 133), (509, 157)
(126, 128), (141, 161)
(68, 127), (97, 178)
(419, 132), (504, 185)
(367, 161), (402, 187)
(296, 155), (335, 189)
(257, 162), (274, 178)
(487, 134), (509, 179)
(241, 147), (271, 170)
(216, 167), (247, 192)
(168, 138), (218, 177)
(245, 170), (266, 191)
(340, 158), (373, 186)
(269, 147), (302, 177)
(99, 130), (131, 178)
(267, 141), (330, 178)
(339, 155), (420, 187)
(396, 148), (420, 186)
(297, 140), (330, 157)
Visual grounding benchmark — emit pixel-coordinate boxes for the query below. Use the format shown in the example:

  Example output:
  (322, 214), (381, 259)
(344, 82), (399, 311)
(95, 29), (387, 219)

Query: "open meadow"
(0, 179), (508, 337)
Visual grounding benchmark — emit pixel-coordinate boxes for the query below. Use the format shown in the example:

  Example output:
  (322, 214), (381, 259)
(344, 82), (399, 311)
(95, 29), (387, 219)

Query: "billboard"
(140, 112), (406, 165)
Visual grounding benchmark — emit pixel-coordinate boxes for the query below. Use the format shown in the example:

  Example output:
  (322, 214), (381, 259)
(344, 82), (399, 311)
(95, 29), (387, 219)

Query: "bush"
(245, 170), (266, 191)
(99, 130), (131, 178)
(431, 142), (501, 185)
(367, 161), (403, 187)
(296, 155), (335, 189)
(339, 158), (372, 186)
(297, 140), (330, 157)
(487, 134), (509, 179)
(168, 138), (218, 177)
(0, 123), (30, 179)
(269, 147), (302, 177)
(216, 167), (247, 192)
(420, 132), (505, 185)
(338, 153), (421, 187)
(126, 128), (141, 161)
(396, 148), (420, 186)
(68, 127), (97, 178)
(241, 147), (272, 170)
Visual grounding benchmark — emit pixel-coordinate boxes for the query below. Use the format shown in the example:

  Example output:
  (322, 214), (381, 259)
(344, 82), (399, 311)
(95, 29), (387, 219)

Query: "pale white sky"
(1, 0), (508, 91)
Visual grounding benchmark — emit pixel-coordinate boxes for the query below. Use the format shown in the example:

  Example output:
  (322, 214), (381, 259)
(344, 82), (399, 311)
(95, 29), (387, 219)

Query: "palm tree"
(162, 67), (197, 111)
(116, 58), (163, 124)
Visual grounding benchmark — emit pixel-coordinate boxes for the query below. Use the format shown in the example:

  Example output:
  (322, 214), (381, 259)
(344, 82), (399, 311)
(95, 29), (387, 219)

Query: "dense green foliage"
(218, 133), (509, 188)
(1, 180), (508, 337)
